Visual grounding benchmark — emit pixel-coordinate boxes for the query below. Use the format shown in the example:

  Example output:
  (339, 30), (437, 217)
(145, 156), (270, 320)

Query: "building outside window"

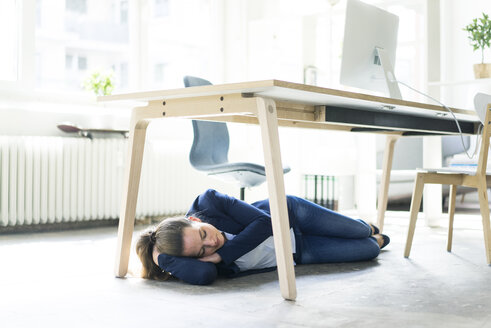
(66, 0), (87, 14)
(35, 0), (129, 92)
(144, 0), (216, 90)
(153, 63), (167, 84)
(154, 0), (170, 18)
(29, 0), (217, 94)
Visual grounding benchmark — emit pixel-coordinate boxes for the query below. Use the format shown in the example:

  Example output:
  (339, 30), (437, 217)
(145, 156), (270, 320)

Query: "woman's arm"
(202, 190), (274, 265)
(158, 254), (217, 285)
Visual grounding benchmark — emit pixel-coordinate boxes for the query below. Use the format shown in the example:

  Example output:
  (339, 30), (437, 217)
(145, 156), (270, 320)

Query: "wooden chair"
(404, 93), (491, 264)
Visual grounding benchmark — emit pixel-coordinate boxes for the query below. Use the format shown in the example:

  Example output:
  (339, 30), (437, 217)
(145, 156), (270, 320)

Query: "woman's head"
(136, 217), (192, 280)
(135, 216), (225, 280)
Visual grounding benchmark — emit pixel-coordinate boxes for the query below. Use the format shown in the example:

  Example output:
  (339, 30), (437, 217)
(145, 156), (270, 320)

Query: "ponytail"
(135, 217), (193, 281)
(135, 229), (171, 281)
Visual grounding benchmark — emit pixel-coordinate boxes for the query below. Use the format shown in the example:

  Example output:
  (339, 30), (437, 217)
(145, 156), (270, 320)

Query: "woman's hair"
(135, 217), (193, 280)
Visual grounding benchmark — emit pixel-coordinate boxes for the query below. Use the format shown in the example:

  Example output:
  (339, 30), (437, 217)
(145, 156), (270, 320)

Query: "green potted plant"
(82, 70), (115, 96)
(463, 13), (491, 78)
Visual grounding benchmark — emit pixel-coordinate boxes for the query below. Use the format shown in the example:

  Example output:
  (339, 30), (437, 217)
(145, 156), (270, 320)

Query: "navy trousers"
(254, 196), (380, 264)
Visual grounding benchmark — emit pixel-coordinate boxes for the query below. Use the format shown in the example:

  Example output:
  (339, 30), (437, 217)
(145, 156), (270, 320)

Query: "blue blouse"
(224, 229), (296, 272)
(157, 189), (299, 285)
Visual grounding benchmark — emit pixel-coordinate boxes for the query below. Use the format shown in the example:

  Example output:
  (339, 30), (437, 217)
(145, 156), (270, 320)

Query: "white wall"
(440, 0), (491, 108)
(441, 0), (491, 82)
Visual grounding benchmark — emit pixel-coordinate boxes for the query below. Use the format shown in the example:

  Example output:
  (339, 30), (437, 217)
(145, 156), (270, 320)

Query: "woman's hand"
(198, 252), (222, 264)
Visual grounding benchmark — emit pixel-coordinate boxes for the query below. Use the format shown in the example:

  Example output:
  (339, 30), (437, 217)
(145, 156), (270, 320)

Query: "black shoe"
(370, 223), (380, 235)
(380, 234), (390, 249)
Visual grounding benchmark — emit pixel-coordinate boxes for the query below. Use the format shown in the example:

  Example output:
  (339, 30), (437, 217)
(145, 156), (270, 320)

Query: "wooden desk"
(100, 80), (479, 301)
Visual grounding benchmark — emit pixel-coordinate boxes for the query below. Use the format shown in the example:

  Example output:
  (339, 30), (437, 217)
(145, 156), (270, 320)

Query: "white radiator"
(0, 136), (201, 227)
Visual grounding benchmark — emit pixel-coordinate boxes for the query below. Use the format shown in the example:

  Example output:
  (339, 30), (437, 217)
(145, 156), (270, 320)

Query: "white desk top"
(99, 80), (479, 122)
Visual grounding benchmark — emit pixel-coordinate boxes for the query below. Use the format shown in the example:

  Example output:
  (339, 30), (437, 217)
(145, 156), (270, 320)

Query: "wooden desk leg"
(377, 135), (399, 232)
(404, 173), (425, 258)
(447, 184), (457, 252)
(477, 179), (491, 264)
(256, 97), (297, 301)
(115, 115), (150, 277)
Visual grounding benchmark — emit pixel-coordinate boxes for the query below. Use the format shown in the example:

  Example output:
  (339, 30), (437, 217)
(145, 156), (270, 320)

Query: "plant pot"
(473, 63), (491, 79)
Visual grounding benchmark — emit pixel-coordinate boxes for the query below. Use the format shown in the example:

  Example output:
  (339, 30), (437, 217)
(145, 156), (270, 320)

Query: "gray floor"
(1, 212), (491, 328)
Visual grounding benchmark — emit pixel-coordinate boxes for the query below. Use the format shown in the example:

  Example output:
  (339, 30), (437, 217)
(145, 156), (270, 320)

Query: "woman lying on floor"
(136, 189), (389, 285)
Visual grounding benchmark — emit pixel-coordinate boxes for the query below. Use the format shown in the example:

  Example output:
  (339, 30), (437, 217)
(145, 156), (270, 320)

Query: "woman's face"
(181, 222), (225, 258)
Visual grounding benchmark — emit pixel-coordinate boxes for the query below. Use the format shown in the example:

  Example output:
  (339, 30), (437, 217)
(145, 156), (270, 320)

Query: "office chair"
(404, 92), (491, 264)
(183, 75), (291, 200)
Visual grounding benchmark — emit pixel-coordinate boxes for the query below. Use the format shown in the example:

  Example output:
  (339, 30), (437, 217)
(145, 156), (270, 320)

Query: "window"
(0, 0), (20, 82)
(144, 0), (216, 89)
(36, 0), (129, 93)
(154, 0), (170, 18)
(65, 54), (73, 69)
(154, 63), (167, 83)
(118, 62), (128, 88)
(0, 0), (223, 97)
(66, 0), (87, 14)
(36, 0), (42, 27)
(119, 0), (128, 24)
(77, 56), (87, 70)
(2, 0), (221, 95)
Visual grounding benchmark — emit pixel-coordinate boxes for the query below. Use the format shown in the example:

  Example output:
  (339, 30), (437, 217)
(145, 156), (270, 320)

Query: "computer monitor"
(340, 0), (402, 99)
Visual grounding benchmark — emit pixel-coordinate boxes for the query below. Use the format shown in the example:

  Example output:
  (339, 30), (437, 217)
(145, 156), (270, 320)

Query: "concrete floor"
(1, 211), (491, 328)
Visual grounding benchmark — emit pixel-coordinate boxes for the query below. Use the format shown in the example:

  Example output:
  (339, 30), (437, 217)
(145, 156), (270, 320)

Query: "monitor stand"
(375, 47), (402, 100)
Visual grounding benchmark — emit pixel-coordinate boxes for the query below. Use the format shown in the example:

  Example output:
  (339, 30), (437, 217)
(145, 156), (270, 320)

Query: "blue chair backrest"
(183, 76), (230, 168)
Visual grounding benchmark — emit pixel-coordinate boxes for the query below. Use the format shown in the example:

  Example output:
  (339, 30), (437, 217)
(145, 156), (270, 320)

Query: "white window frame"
(0, 0), (35, 91)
